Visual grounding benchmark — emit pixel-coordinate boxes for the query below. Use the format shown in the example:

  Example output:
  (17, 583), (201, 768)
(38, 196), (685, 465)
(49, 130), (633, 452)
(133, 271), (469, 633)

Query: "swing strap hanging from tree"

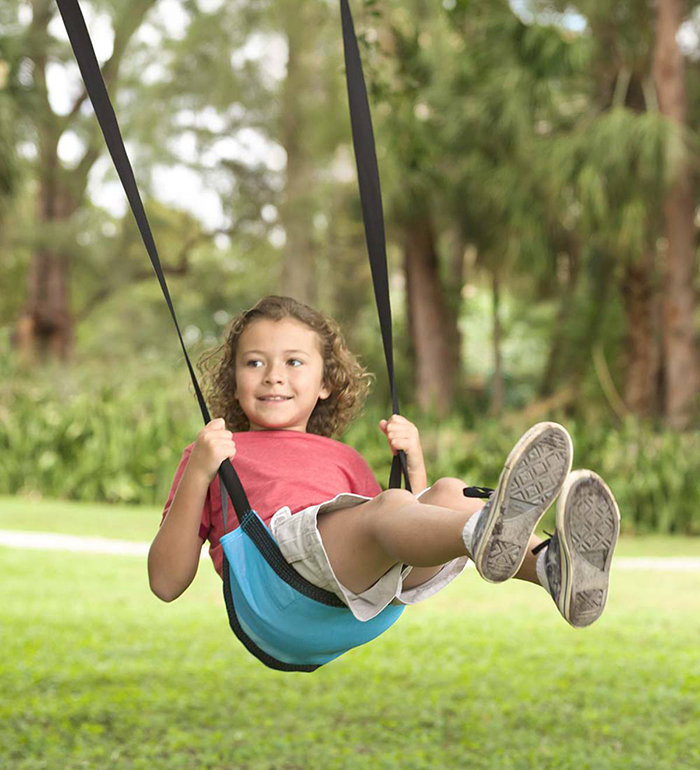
(55, 0), (410, 518)
(55, 0), (493, 672)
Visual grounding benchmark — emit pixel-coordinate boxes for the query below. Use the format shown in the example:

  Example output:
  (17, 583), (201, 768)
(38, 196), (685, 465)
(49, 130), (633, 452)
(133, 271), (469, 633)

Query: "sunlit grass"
(1, 498), (700, 768)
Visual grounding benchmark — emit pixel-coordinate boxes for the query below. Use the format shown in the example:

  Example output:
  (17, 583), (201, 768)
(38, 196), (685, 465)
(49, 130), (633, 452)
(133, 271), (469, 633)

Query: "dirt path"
(2, 530), (699, 571)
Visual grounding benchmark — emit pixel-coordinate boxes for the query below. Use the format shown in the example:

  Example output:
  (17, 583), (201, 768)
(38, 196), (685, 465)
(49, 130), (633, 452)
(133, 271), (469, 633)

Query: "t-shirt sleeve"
(160, 444), (209, 542)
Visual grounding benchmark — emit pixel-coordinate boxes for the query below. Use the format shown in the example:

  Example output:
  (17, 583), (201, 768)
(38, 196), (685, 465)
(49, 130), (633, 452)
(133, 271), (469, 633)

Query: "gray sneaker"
(468, 422), (573, 583)
(542, 470), (620, 628)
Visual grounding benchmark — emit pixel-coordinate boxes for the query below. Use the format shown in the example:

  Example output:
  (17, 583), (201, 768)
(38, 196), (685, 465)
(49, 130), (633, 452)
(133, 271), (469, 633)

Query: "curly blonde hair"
(196, 295), (375, 438)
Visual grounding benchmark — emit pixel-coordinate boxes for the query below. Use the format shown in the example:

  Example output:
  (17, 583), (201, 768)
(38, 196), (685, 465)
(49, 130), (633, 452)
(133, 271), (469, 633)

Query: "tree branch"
(73, 226), (242, 324)
(63, 0), (158, 127)
(66, 0), (158, 189)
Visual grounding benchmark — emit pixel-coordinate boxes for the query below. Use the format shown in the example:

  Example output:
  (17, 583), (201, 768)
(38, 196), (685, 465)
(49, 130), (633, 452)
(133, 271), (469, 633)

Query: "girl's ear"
(319, 382), (331, 401)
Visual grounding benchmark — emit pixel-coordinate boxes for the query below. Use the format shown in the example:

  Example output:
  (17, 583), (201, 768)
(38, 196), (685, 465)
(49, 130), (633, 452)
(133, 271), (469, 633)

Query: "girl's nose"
(264, 365), (284, 383)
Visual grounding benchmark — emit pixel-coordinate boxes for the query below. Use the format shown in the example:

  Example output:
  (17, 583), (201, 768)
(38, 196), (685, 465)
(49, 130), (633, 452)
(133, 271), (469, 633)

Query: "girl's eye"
(245, 359), (303, 367)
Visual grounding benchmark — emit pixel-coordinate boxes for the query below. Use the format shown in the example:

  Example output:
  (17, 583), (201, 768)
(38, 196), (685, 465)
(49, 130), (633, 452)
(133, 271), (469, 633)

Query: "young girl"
(149, 295), (620, 630)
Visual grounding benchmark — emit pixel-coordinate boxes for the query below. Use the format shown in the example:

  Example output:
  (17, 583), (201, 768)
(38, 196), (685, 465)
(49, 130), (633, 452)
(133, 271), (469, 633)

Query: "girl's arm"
(407, 452), (428, 494)
(150, 418), (237, 601)
(148, 463), (208, 602)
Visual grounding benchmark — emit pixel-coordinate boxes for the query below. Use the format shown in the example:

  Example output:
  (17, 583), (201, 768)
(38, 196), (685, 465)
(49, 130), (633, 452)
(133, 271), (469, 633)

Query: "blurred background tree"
(2, 0), (700, 531)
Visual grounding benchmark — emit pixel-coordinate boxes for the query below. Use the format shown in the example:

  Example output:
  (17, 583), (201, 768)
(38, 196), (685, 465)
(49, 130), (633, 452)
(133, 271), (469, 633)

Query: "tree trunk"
(444, 230), (466, 389)
(13, 0), (156, 367)
(539, 243), (580, 398)
(653, 0), (699, 429)
(278, 0), (317, 307)
(489, 268), (504, 416)
(564, 248), (614, 412)
(403, 212), (458, 416)
(621, 254), (662, 416)
(14, 69), (75, 365)
(15, 252), (75, 366)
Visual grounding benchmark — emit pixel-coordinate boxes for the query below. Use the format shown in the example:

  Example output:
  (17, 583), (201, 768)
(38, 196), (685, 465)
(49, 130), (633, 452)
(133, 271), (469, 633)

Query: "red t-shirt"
(160, 430), (382, 578)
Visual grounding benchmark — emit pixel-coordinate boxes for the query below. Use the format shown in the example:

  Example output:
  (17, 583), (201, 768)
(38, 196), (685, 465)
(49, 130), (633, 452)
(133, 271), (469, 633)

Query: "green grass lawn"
(3, 494), (700, 557)
(1, 496), (700, 769)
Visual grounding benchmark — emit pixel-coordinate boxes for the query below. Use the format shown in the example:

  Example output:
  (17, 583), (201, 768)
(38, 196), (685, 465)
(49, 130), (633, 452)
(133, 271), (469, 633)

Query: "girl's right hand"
(190, 418), (237, 484)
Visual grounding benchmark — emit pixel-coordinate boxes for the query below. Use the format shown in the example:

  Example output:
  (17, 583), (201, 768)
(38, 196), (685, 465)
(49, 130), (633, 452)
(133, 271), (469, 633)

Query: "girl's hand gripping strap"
(54, 0), (249, 530)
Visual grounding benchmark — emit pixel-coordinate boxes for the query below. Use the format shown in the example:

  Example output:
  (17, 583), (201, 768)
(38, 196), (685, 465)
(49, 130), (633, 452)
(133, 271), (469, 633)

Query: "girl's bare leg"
(400, 480), (482, 589)
(403, 477), (542, 588)
(317, 487), (466, 594)
(317, 478), (544, 595)
(403, 478), (543, 589)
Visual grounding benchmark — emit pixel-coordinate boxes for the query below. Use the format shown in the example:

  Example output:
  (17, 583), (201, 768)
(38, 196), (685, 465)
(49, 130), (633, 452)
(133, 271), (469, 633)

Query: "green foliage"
(574, 419), (700, 536)
(2, 0), (698, 434)
(1, 0), (700, 537)
(0, 353), (201, 507)
(0, 15), (23, 213)
(3, 348), (700, 535)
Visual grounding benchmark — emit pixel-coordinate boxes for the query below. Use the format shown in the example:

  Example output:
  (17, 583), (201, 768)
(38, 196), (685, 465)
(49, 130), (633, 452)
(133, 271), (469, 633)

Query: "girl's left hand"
(379, 414), (422, 458)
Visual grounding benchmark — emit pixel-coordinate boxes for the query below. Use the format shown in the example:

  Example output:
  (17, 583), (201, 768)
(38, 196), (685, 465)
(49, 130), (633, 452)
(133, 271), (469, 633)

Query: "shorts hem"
(269, 485), (468, 622)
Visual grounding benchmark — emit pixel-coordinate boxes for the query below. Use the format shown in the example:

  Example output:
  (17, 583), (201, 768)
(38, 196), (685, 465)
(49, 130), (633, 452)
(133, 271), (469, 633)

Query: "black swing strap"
(54, 0), (251, 524)
(339, 0), (410, 491)
(54, 0), (411, 529)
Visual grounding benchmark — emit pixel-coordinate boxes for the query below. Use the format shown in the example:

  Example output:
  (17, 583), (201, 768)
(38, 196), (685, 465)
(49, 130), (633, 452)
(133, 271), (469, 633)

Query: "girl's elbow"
(147, 541), (199, 602)
(147, 562), (193, 602)
(148, 572), (179, 602)
(147, 554), (181, 602)
(150, 581), (178, 603)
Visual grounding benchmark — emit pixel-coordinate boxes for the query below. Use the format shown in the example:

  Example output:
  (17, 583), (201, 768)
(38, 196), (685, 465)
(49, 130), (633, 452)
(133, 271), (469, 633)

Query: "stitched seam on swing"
(222, 556), (320, 673)
(241, 514), (348, 607)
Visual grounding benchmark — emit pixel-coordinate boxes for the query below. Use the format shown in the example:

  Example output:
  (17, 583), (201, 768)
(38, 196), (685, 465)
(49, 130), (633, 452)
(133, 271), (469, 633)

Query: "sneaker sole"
(473, 422), (573, 583)
(555, 470), (621, 628)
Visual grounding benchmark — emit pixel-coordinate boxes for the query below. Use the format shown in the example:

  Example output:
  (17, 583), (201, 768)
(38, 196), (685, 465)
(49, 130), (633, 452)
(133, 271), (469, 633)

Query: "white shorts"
(269, 487), (470, 622)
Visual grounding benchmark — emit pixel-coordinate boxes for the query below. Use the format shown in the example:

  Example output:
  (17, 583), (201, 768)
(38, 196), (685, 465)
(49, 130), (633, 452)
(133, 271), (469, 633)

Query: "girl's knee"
(421, 477), (482, 512)
(375, 488), (416, 512)
(430, 477), (466, 497)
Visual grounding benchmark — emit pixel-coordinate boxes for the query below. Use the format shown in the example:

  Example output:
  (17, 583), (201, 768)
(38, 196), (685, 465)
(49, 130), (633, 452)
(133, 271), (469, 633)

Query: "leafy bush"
(2, 354), (699, 535)
(351, 411), (700, 536)
(1, 354), (201, 507)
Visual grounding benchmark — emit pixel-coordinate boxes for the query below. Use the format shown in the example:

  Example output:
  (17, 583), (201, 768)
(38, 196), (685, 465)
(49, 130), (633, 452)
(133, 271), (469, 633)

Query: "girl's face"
(234, 318), (331, 432)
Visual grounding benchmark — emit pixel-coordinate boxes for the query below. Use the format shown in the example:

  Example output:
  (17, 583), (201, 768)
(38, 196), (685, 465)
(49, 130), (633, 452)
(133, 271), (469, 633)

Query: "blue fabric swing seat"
(219, 481), (404, 672)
